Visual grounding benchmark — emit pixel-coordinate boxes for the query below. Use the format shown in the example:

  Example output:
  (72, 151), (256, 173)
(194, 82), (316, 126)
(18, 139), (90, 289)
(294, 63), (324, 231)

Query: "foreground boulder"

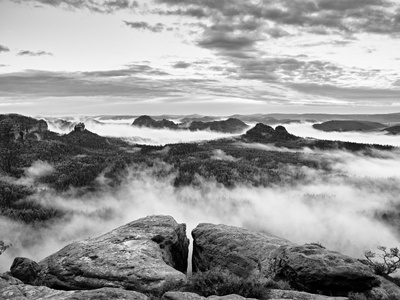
(192, 223), (292, 277)
(0, 273), (149, 300)
(269, 244), (380, 296)
(25, 215), (189, 293)
(192, 223), (379, 296)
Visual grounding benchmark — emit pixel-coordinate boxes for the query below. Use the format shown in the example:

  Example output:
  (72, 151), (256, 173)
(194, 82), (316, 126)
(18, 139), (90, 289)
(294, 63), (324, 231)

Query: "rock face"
(29, 215), (189, 293)
(0, 273), (149, 300)
(191, 223), (292, 277)
(10, 257), (41, 285)
(269, 244), (380, 296)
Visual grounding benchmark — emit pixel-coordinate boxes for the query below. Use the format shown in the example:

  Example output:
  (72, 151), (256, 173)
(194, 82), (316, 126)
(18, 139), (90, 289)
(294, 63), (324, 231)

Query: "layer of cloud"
(0, 45), (10, 53)
(10, 0), (138, 13)
(17, 50), (53, 56)
(123, 21), (165, 32)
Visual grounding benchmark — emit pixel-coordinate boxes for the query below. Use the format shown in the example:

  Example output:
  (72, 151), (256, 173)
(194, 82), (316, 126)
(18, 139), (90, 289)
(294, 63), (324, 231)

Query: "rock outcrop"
(0, 273), (149, 300)
(191, 223), (292, 277)
(192, 224), (379, 297)
(242, 123), (299, 143)
(22, 215), (189, 293)
(132, 115), (178, 129)
(269, 244), (380, 296)
(0, 114), (48, 142)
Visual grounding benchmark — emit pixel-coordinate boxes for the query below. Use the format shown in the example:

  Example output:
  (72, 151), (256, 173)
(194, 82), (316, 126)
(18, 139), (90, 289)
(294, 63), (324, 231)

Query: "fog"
(1, 144), (400, 272)
(285, 122), (400, 147)
(46, 118), (241, 145)
(1, 119), (400, 273)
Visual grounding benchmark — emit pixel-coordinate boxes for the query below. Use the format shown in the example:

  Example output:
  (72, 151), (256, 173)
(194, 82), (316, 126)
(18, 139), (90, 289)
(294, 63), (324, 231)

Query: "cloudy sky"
(1, 0), (400, 116)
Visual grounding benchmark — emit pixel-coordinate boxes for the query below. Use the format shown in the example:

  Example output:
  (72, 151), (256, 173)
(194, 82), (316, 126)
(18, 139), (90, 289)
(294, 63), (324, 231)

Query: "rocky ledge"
(191, 223), (380, 297)
(10, 215), (189, 293)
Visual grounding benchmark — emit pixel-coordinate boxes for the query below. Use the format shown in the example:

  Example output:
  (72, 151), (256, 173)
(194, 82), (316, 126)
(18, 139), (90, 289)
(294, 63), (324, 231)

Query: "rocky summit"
(11, 215), (189, 293)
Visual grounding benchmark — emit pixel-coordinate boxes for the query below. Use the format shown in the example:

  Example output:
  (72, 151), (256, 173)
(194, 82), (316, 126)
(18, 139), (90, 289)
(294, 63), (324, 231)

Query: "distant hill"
(188, 118), (248, 133)
(313, 120), (387, 132)
(383, 125), (400, 135)
(132, 115), (178, 129)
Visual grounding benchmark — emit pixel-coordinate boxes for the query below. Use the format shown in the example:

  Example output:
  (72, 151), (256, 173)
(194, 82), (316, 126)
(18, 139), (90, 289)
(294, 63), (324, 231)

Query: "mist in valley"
(1, 122), (400, 273)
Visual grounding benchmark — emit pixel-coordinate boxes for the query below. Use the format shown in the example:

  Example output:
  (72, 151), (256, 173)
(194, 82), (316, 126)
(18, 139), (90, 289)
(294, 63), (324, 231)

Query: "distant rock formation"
(74, 122), (85, 132)
(132, 116), (248, 133)
(242, 123), (299, 143)
(0, 114), (48, 142)
(313, 120), (386, 132)
(133, 115), (178, 129)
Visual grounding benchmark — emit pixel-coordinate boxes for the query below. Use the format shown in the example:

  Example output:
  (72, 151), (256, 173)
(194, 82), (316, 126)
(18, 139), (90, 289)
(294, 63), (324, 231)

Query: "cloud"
(288, 83), (400, 102)
(17, 50), (53, 56)
(11, 0), (138, 13)
(173, 61), (191, 69)
(198, 33), (258, 50)
(155, 0), (400, 35)
(0, 45), (10, 53)
(123, 21), (165, 33)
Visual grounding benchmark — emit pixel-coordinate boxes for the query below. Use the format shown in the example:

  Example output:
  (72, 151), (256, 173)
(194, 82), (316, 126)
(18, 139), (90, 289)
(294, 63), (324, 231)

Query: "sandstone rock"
(268, 289), (347, 300)
(35, 215), (189, 293)
(162, 291), (257, 300)
(269, 244), (380, 296)
(0, 274), (149, 300)
(10, 257), (41, 285)
(367, 275), (400, 300)
(192, 223), (292, 277)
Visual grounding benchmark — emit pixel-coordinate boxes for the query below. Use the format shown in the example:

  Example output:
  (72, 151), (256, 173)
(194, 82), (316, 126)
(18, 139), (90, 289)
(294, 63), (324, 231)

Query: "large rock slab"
(0, 273), (149, 300)
(162, 291), (257, 300)
(269, 244), (380, 296)
(31, 215), (189, 293)
(268, 289), (347, 300)
(191, 223), (292, 277)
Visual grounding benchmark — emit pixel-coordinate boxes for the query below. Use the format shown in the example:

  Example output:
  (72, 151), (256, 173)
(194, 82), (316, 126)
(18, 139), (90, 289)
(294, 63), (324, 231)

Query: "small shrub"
(348, 292), (368, 300)
(364, 246), (400, 276)
(185, 268), (289, 299)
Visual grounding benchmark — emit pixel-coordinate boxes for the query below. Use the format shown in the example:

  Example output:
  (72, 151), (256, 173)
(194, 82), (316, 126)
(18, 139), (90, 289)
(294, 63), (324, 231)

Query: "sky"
(1, 0), (400, 116)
